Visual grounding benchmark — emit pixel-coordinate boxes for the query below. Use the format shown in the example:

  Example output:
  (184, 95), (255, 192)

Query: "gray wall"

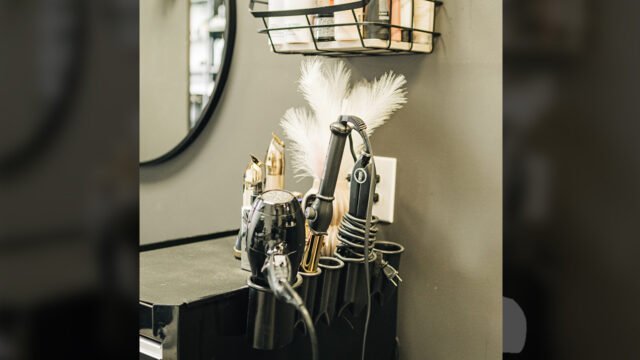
(140, 0), (502, 358)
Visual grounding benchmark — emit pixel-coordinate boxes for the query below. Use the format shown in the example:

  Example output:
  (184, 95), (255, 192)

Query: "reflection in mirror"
(189, 0), (226, 128)
(140, 0), (234, 165)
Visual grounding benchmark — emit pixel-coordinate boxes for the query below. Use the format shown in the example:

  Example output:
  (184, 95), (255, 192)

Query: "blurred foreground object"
(0, 0), (138, 359)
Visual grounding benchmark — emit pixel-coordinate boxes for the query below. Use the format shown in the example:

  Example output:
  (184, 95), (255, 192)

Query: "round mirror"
(140, 0), (236, 165)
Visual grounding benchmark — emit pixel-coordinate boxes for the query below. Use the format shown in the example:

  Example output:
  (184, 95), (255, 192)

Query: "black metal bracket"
(249, 0), (443, 57)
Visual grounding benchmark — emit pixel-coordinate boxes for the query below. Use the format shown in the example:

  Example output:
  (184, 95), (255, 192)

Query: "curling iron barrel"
(302, 116), (372, 271)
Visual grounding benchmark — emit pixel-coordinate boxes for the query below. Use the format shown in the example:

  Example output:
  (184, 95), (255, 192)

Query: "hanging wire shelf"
(249, 0), (442, 56)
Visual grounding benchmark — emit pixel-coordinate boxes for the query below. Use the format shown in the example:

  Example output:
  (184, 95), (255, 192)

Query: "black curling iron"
(301, 115), (378, 360)
(301, 116), (373, 272)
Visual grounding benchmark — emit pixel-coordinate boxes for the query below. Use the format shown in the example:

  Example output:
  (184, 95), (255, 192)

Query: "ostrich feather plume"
(281, 57), (407, 181)
(299, 57), (352, 127)
(343, 71), (408, 141)
(280, 107), (325, 180)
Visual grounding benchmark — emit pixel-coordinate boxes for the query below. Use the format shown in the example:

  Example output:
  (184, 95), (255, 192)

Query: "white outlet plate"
(373, 156), (397, 223)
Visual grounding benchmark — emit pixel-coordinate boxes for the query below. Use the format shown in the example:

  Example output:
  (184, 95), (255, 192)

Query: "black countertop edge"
(139, 229), (240, 252)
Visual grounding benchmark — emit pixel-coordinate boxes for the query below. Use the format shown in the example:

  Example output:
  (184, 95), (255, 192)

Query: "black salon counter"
(140, 236), (247, 306)
(140, 235), (400, 360)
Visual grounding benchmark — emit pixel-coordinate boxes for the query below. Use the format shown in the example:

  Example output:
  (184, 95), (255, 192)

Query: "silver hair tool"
(234, 155), (264, 270)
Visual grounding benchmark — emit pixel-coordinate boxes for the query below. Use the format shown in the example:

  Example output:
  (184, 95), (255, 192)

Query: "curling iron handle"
(318, 122), (350, 197)
(306, 121), (351, 233)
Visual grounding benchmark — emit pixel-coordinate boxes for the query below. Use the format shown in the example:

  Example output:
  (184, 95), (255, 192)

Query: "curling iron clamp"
(300, 201), (325, 273)
(301, 119), (352, 274)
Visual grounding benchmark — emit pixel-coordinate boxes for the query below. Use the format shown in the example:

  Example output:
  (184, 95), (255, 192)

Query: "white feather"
(280, 107), (319, 179)
(281, 59), (407, 180)
(298, 57), (351, 132)
(343, 71), (407, 149)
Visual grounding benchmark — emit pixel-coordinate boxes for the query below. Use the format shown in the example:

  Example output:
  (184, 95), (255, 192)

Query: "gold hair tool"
(300, 232), (325, 273)
(300, 192), (326, 274)
(243, 154), (265, 206)
(264, 133), (285, 191)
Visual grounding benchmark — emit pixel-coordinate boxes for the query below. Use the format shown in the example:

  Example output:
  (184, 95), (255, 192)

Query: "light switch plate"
(373, 156), (396, 223)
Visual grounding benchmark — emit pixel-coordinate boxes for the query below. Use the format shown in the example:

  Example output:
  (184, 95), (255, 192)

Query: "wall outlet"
(373, 156), (397, 223)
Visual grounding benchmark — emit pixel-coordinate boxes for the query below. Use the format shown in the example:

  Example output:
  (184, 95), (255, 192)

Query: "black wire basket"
(249, 0), (442, 56)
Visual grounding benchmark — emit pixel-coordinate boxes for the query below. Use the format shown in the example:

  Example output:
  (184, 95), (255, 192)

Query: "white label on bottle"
(315, 16), (335, 39)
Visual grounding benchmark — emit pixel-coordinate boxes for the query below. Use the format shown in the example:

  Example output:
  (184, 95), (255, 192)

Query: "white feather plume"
(280, 107), (322, 180)
(298, 58), (351, 132)
(343, 71), (407, 149)
(280, 58), (407, 181)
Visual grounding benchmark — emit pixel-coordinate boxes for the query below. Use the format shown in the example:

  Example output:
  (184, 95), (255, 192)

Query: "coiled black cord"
(337, 213), (379, 255)
(338, 124), (376, 360)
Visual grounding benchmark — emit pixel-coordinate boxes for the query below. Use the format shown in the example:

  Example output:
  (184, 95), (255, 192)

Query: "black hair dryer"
(245, 190), (306, 350)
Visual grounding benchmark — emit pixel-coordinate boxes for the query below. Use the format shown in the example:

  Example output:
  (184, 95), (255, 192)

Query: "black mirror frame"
(140, 0), (237, 166)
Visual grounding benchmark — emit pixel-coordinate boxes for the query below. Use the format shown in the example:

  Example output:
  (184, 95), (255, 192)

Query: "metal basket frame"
(249, 0), (443, 56)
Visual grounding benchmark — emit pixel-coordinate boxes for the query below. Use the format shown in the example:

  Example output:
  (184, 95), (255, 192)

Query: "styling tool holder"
(334, 249), (377, 319)
(371, 240), (405, 305)
(296, 268), (322, 332)
(314, 256), (345, 325)
(247, 274), (304, 350)
(249, 0), (442, 56)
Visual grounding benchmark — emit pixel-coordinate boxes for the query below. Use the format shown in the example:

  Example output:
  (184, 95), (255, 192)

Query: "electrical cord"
(264, 253), (319, 360)
(347, 133), (358, 162)
(281, 281), (319, 360)
(338, 119), (376, 360)
(359, 134), (376, 360)
(337, 213), (378, 254)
